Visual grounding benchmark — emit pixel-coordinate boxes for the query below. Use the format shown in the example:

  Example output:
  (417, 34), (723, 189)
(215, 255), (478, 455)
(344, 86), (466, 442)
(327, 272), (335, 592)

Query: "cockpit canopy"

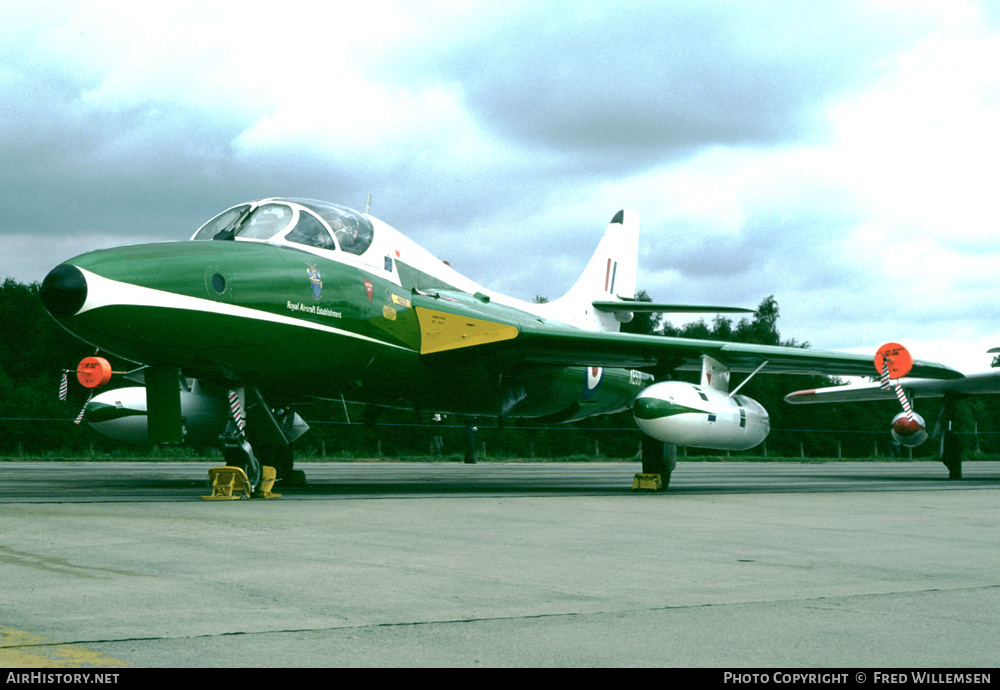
(191, 199), (375, 256)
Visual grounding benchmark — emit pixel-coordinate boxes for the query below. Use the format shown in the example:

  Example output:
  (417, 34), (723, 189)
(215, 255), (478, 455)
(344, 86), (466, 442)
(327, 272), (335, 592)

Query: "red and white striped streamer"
(74, 390), (94, 425)
(881, 359), (913, 420)
(228, 390), (246, 435)
(879, 360), (892, 390)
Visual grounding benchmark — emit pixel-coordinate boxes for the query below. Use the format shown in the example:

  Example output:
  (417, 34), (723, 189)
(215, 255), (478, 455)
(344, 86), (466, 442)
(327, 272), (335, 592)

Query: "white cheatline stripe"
(75, 267), (409, 351)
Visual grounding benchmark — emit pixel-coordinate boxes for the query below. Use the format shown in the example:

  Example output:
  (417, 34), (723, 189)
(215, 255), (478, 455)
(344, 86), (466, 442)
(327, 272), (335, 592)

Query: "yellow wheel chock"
(632, 473), (663, 491)
(203, 466), (281, 500)
(255, 465), (280, 499)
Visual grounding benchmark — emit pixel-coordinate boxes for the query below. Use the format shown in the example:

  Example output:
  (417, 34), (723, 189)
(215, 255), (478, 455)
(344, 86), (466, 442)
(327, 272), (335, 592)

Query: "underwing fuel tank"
(83, 385), (230, 446)
(84, 384), (311, 447)
(891, 411), (928, 447)
(633, 381), (770, 451)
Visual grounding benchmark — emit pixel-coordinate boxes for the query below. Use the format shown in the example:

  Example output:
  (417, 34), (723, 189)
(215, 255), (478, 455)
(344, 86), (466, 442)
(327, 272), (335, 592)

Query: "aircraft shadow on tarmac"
(4, 462), (998, 502)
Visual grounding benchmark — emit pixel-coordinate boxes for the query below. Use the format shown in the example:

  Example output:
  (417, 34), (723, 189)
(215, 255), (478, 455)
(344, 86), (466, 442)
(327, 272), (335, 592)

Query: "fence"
(5, 416), (1000, 460)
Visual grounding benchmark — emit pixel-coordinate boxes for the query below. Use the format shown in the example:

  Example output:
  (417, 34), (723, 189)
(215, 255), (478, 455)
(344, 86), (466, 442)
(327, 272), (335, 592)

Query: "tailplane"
(541, 210), (639, 332)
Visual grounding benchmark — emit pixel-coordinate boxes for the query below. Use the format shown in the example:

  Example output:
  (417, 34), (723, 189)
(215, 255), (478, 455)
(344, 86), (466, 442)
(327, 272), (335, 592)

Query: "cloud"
(430, 2), (942, 164)
(3, 0), (1000, 371)
(829, 25), (1000, 244)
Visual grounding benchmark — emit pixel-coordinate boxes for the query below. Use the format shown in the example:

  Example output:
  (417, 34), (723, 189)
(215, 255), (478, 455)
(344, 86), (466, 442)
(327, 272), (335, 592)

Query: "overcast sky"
(4, 0), (1000, 372)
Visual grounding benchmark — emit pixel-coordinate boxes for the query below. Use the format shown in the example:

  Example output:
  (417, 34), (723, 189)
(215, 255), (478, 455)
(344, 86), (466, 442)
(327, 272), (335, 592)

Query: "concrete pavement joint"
(6, 583), (998, 651)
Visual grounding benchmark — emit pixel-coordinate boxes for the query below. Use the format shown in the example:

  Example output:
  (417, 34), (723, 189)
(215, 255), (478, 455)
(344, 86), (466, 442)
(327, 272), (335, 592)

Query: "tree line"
(1, 277), (995, 459)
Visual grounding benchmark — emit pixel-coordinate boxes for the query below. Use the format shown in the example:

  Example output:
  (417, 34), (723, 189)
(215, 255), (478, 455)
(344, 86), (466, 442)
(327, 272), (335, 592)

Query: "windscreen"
(236, 204), (293, 240)
(192, 204), (251, 241)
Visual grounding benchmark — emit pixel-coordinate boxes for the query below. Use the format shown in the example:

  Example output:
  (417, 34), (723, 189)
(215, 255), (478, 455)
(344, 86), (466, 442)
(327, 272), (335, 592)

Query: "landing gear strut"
(217, 387), (309, 493)
(222, 425), (262, 492)
(935, 397), (962, 480)
(638, 437), (676, 490)
(462, 416), (478, 464)
(940, 429), (962, 480)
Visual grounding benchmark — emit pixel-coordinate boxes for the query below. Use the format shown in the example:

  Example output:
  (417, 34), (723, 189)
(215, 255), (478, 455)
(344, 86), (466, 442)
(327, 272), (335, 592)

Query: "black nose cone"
(41, 264), (88, 318)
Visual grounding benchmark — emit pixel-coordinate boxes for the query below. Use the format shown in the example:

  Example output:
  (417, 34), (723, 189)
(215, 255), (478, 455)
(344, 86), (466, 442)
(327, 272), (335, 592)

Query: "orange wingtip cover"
(875, 342), (913, 379)
(76, 356), (113, 388)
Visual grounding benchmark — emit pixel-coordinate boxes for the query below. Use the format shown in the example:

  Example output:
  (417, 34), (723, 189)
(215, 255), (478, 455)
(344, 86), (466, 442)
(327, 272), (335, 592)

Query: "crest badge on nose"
(306, 264), (322, 301)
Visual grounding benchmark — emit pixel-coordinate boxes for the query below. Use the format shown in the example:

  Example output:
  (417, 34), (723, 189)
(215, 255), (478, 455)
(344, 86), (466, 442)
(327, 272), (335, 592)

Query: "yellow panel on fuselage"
(415, 306), (519, 355)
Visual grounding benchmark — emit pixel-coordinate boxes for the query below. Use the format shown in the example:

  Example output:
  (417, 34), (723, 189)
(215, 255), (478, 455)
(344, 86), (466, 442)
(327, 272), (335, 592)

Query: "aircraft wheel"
(223, 442), (262, 493)
(942, 455), (962, 480)
(641, 438), (675, 490)
(258, 442), (295, 480)
(245, 454), (262, 490)
(940, 430), (963, 480)
(231, 454), (262, 493)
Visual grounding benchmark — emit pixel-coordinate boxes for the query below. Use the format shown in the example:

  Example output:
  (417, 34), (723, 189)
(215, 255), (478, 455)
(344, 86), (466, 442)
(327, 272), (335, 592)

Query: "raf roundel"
(582, 366), (604, 399)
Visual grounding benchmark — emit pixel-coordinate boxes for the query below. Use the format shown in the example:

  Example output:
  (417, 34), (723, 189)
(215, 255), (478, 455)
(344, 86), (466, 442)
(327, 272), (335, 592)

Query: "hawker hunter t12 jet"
(40, 198), (963, 492)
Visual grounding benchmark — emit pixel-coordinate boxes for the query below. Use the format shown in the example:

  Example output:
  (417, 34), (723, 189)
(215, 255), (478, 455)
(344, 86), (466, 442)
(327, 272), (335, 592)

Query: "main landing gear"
(203, 425), (281, 500)
(935, 397), (962, 480)
(220, 428), (263, 489)
(635, 437), (676, 491)
(462, 416), (478, 464)
(206, 388), (308, 499)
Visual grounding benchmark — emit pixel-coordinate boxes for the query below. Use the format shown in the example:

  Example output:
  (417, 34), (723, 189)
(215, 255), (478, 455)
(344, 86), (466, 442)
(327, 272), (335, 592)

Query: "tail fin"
(542, 210), (639, 332)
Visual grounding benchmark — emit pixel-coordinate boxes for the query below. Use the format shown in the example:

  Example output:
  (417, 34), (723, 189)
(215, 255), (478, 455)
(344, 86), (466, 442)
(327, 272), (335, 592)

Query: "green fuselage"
(47, 239), (644, 422)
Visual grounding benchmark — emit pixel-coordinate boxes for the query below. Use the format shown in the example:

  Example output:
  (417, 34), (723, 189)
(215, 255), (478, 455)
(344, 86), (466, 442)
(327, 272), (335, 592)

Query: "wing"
(591, 301), (754, 315)
(512, 323), (963, 378)
(786, 370), (1000, 404)
(411, 292), (965, 380)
